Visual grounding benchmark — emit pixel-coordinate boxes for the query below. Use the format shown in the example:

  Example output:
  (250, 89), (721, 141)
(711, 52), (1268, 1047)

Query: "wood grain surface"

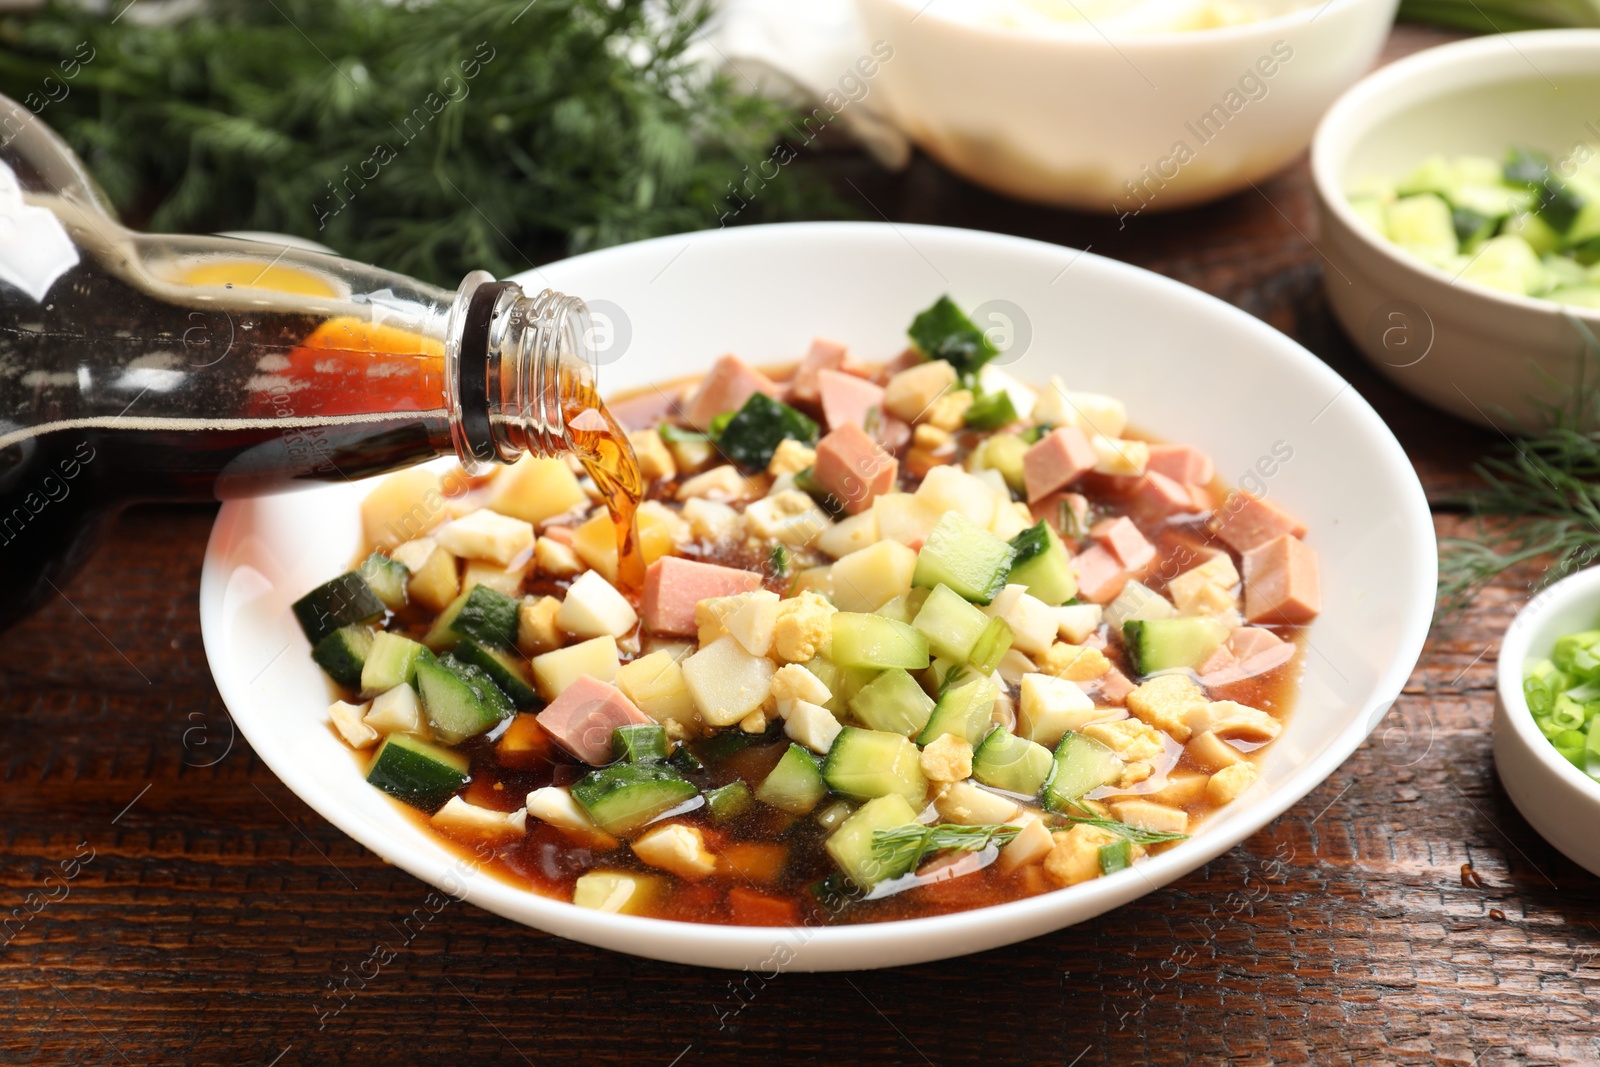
(6, 21), (1598, 1067)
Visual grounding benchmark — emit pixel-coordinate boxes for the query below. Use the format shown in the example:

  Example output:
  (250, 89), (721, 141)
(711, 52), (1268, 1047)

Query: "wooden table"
(6, 21), (1594, 1067)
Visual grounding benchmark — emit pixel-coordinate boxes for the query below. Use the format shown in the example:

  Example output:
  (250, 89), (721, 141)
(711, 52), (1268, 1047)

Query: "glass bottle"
(0, 96), (641, 630)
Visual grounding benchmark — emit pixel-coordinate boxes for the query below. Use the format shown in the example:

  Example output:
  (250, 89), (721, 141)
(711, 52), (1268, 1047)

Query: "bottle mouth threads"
(445, 272), (596, 471)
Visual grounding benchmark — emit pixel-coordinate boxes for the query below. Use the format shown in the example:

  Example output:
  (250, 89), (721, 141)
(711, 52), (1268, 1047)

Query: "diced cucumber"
(756, 744), (828, 814)
(1123, 617), (1228, 675)
(293, 572), (385, 645)
(667, 745), (704, 775)
(912, 512), (1015, 605)
(1503, 210), (1563, 258)
(1453, 207), (1497, 252)
(971, 727), (1054, 796)
(825, 794), (921, 888)
(876, 593), (916, 625)
(967, 617), (1014, 674)
(1460, 233), (1546, 294)
(312, 624), (374, 689)
(1550, 285), (1600, 309)
(416, 655), (513, 744)
(831, 614), (930, 671)
(912, 583), (991, 662)
(453, 637), (538, 708)
(359, 552), (410, 611)
(1385, 194), (1457, 265)
(360, 630), (428, 695)
(1007, 522), (1077, 606)
(366, 733), (469, 811)
(1043, 732), (1124, 812)
(423, 590), (471, 652)
(971, 433), (1027, 494)
(820, 728), (928, 808)
(450, 585), (520, 648)
(918, 674), (1000, 747)
(705, 780), (753, 822)
(849, 668), (936, 738)
(805, 658), (876, 718)
(571, 763), (697, 834)
(1099, 838), (1133, 874)
(614, 723), (669, 763)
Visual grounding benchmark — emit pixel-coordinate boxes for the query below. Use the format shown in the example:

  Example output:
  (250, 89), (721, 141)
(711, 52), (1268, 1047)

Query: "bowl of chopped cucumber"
(200, 222), (1436, 970)
(1496, 566), (1600, 880)
(1312, 30), (1600, 430)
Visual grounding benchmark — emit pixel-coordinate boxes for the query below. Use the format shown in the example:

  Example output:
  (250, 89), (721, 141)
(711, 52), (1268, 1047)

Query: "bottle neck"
(446, 271), (594, 472)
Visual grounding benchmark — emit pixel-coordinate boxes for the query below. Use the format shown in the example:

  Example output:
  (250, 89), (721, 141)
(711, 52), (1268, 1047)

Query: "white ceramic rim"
(1310, 28), (1600, 324)
(201, 221), (1438, 969)
(1496, 565), (1600, 803)
(874, 0), (1374, 46)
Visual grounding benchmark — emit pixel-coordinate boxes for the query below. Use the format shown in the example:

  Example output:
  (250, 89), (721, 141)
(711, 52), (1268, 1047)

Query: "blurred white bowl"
(1312, 30), (1600, 430)
(854, 0), (1397, 212)
(201, 222), (1436, 970)
(1495, 565), (1600, 879)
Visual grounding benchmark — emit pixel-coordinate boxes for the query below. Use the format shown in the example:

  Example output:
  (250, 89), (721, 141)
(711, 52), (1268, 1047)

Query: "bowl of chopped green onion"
(1311, 29), (1600, 430)
(1496, 565), (1600, 879)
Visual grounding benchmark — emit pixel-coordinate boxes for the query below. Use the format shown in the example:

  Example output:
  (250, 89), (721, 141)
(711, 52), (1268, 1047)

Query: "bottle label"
(0, 159), (79, 302)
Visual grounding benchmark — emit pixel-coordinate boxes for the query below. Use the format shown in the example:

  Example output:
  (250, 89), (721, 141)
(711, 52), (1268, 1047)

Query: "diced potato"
(531, 636), (620, 700)
(614, 650), (698, 727)
(1185, 730), (1245, 772)
(488, 455), (588, 525)
(977, 365), (1037, 421)
(1033, 379), (1128, 438)
(535, 536), (585, 578)
(915, 465), (997, 529)
(913, 424), (953, 451)
(402, 540), (460, 613)
(998, 815), (1054, 873)
(430, 796), (527, 845)
(525, 786), (617, 849)
(516, 595), (564, 657)
(682, 635), (776, 727)
(676, 464), (757, 502)
(743, 491), (834, 547)
(990, 500), (1033, 541)
(1017, 673), (1098, 747)
(362, 468), (447, 551)
(433, 508), (535, 566)
(783, 699), (842, 754)
(884, 359), (958, 423)
(872, 492), (942, 547)
(983, 584), (1059, 656)
(935, 780), (1021, 825)
(631, 823), (717, 881)
(1104, 580), (1178, 628)
(1206, 761), (1260, 804)
(639, 499), (691, 545)
(364, 683), (424, 736)
(629, 429), (677, 483)
(555, 570), (639, 639)
(831, 539), (917, 613)
(996, 648), (1036, 687)
(572, 870), (662, 915)
(571, 508), (675, 583)
(1109, 798), (1189, 835)
(328, 699), (377, 749)
(815, 510), (878, 559)
(1186, 700), (1282, 743)
(1054, 603), (1103, 645)
(723, 590), (780, 657)
(461, 558), (530, 598)
(1147, 770), (1210, 807)
(1092, 435), (1149, 477)
(682, 498), (742, 542)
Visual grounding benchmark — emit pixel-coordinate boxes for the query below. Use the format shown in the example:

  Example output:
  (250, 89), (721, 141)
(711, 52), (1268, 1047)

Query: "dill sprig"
(1059, 814), (1189, 846)
(1437, 316), (1600, 611)
(0, 0), (840, 285)
(870, 823), (1021, 872)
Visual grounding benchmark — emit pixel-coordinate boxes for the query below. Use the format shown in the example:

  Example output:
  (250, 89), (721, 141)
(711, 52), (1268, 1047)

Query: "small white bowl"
(1311, 29), (1600, 430)
(854, 0), (1397, 212)
(1495, 566), (1600, 879)
(201, 221), (1436, 970)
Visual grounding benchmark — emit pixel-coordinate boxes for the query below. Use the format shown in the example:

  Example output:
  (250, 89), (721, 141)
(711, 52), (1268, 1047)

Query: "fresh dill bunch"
(1437, 317), (1600, 611)
(0, 0), (842, 285)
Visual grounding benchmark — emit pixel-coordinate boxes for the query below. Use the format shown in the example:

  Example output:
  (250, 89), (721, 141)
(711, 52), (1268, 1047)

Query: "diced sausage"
(1242, 535), (1321, 624)
(606, 391), (677, 432)
(1198, 644), (1238, 676)
(535, 675), (651, 765)
(641, 557), (764, 636)
(877, 415), (912, 452)
(1071, 544), (1128, 603)
(1128, 471), (1195, 519)
(817, 368), (886, 434)
(1210, 491), (1308, 553)
(785, 339), (848, 405)
(813, 423), (899, 515)
(1031, 492), (1090, 543)
(682, 354), (780, 430)
(1082, 666), (1135, 706)
(1146, 444), (1214, 486)
(1022, 427), (1097, 503)
(1090, 516), (1155, 571)
(1227, 626), (1283, 660)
